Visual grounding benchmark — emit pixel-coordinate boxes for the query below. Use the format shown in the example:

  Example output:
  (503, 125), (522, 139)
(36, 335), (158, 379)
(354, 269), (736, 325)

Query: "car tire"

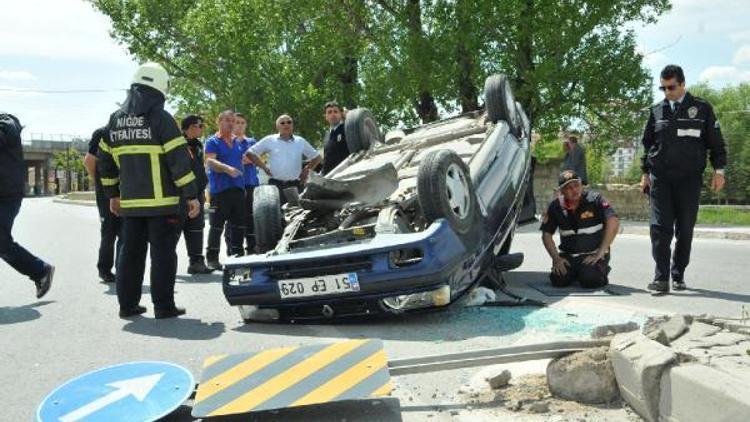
(344, 108), (381, 153)
(253, 185), (283, 252)
(417, 149), (478, 235)
(484, 74), (522, 136)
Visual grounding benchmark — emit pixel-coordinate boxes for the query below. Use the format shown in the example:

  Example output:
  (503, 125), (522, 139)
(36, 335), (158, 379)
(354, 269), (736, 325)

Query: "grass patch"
(697, 207), (750, 226)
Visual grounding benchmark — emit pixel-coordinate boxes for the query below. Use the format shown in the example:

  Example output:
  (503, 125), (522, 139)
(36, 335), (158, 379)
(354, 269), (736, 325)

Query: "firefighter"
(97, 62), (200, 319)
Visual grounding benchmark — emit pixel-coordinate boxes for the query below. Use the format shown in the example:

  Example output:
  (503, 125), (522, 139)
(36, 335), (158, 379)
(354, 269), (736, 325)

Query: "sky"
(1, 0), (749, 139)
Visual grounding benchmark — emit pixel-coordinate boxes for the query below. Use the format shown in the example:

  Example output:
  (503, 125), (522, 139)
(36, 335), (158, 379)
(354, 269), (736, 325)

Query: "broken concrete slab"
(688, 332), (747, 349)
(487, 369), (512, 389)
(660, 314), (690, 342)
(669, 322), (723, 352)
(609, 332), (677, 422)
(659, 364), (750, 422)
(547, 347), (619, 404)
(646, 328), (670, 346)
(590, 321), (639, 339)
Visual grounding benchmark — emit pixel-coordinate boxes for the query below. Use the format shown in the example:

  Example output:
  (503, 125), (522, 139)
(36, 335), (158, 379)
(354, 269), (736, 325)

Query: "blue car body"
(223, 105), (535, 321)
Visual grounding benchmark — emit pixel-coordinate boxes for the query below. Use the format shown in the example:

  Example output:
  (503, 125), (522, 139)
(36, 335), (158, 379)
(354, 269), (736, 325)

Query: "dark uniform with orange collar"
(540, 183), (617, 288)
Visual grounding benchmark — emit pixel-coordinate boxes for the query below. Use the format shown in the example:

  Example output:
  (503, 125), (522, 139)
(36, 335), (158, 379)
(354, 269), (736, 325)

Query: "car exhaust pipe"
(321, 304), (335, 318)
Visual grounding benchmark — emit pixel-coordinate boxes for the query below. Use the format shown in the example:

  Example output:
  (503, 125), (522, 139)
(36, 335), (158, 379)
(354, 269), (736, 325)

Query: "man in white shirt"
(245, 114), (321, 204)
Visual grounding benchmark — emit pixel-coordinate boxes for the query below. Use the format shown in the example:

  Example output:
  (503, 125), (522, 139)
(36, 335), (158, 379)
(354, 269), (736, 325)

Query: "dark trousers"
(182, 195), (206, 264)
(0, 197), (46, 280)
(207, 188), (244, 260)
(96, 190), (122, 276)
(550, 253), (610, 288)
(225, 185), (256, 254)
(269, 178), (300, 205)
(116, 215), (182, 310)
(648, 173), (702, 282)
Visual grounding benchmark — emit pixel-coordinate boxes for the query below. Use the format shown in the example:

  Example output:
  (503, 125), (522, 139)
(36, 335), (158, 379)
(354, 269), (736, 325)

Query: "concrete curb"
(610, 316), (750, 422)
(52, 198), (97, 208)
(619, 225), (750, 241)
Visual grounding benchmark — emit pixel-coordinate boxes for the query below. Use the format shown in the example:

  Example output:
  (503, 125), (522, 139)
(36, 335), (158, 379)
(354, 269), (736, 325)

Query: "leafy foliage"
(89, 0), (670, 148)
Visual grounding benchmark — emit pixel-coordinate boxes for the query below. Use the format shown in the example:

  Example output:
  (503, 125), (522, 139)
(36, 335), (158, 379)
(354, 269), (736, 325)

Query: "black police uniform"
(183, 137), (209, 267)
(321, 122), (348, 175)
(641, 92), (727, 284)
(89, 127), (122, 282)
(540, 190), (617, 288)
(97, 85), (198, 315)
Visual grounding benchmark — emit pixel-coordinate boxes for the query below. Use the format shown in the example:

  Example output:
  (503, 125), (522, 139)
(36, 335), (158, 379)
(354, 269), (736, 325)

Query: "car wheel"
(417, 149), (478, 235)
(484, 74), (522, 136)
(344, 108), (381, 153)
(253, 185), (283, 252)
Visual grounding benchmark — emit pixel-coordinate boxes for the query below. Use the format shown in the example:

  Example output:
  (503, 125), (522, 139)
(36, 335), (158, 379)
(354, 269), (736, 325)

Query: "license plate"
(278, 273), (360, 299)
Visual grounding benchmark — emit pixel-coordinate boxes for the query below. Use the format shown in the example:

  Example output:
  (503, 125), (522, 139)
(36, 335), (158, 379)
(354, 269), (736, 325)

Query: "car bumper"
(222, 220), (471, 318)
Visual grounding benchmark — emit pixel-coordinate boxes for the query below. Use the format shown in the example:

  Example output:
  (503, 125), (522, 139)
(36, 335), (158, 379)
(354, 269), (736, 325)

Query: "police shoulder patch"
(688, 106), (698, 119)
(715, 120), (721, 129)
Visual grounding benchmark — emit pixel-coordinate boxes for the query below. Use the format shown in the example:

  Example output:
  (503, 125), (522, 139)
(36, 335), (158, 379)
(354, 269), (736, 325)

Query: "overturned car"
(223, 74), (536, 322)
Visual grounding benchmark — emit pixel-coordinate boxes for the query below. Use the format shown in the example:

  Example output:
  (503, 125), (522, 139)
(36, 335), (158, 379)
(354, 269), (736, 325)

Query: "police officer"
(180, 115), (213, 274)
(98, 63), (200, 318)
(640, 65), (727, 293)
(541, 170), (620, 288)
(83, 127), (122, 283)
(321, 101), (348, 175)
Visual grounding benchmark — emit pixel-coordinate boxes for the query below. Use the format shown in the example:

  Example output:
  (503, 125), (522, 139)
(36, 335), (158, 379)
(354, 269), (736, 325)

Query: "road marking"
(59, 373), (163, 422)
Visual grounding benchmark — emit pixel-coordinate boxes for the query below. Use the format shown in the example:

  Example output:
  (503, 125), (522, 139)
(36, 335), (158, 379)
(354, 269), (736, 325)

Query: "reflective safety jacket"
(97, 85), (197, 217)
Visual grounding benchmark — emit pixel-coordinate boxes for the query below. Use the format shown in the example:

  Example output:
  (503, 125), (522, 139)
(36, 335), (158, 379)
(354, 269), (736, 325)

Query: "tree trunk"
(416, 91), (439, 122)
(457, 42), (478, 113)
(514, 0), (536, 126)
(339, 55), (359, 109)
(406, 0), (438, 123)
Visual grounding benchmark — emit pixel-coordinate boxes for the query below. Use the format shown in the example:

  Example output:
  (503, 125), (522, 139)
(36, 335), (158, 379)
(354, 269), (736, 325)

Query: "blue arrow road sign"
(37, 361), (194, 422)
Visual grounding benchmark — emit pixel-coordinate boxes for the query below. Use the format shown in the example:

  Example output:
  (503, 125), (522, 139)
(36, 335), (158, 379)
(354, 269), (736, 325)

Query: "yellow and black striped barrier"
(191, 339), (392, 417)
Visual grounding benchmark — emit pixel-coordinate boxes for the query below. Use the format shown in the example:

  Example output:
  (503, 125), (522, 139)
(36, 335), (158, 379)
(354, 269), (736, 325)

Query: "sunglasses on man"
(659, 84), (680, 92)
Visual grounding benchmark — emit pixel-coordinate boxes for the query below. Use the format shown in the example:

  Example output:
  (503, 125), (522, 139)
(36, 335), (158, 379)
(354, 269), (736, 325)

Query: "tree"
(53, 147), (85, 192)
(690, 82), (750, 204)
(90, 0), (670, 144)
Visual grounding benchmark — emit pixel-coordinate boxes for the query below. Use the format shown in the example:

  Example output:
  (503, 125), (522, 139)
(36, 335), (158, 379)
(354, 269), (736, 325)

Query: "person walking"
(640, 64), (727, 293)
(0, 112), (54, 299)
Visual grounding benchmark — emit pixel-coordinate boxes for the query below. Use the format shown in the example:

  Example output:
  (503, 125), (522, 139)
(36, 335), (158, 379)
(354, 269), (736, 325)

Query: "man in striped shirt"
(540, 170), (619, 288)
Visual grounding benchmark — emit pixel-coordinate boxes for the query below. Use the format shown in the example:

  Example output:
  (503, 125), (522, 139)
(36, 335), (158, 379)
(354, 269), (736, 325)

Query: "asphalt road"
(1, 198), (748, 421)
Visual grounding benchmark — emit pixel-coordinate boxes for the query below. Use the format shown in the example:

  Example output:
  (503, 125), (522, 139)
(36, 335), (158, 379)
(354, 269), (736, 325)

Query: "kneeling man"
(540, 170), (619, 288)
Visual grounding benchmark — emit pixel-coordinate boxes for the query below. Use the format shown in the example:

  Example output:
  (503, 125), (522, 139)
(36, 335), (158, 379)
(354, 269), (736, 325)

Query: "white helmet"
(131, 62), (170, 96)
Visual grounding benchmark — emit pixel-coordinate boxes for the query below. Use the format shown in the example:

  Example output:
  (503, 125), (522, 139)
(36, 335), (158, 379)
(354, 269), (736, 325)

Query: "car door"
(473, 123), (527, 234)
